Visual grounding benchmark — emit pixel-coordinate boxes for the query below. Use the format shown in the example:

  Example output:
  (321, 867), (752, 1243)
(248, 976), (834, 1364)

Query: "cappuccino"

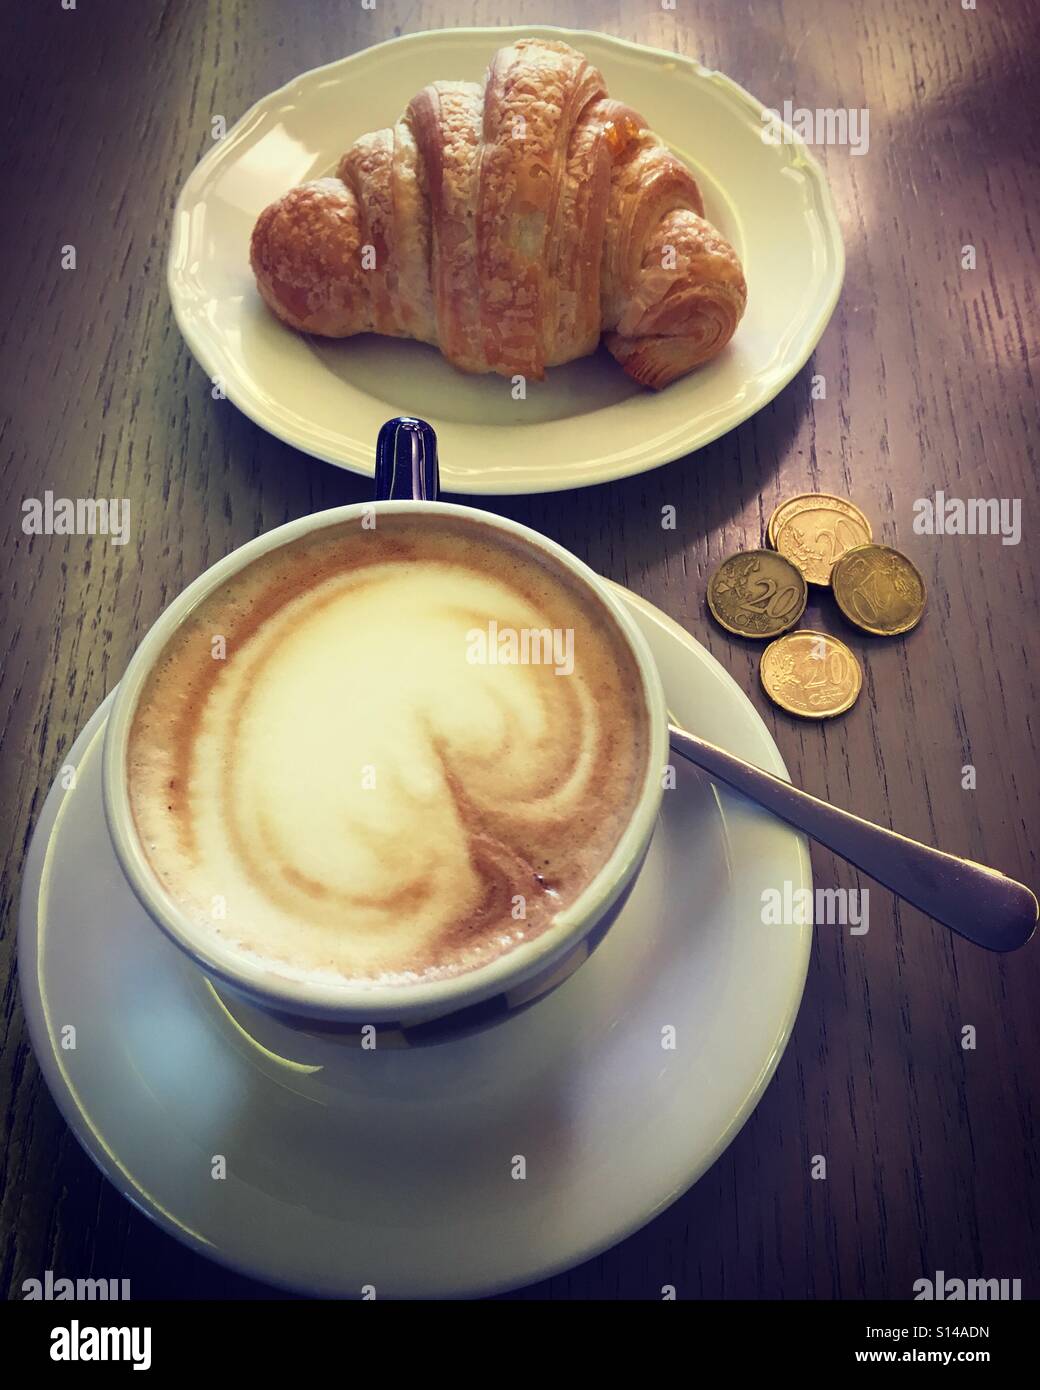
(126, 513), (650, 986)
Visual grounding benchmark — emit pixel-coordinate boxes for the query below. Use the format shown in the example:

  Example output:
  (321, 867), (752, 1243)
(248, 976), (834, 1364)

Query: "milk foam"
(127, 515), (649, 985)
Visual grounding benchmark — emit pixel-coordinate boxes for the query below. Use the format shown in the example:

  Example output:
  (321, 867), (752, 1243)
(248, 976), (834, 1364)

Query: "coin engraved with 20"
(831, 544), (926, 635)
(771, 495), (873, 585)
(759, 630), (863, 718)
(707, 550), (808, 637)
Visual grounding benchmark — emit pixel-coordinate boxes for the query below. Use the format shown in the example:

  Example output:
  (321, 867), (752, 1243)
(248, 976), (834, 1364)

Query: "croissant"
(250, 38), (747, 389)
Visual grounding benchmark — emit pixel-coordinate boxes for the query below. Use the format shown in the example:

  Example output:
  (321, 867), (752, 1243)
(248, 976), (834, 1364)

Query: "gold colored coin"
(831, 544), (927, 635)
(707, 549), (808, 638)
(771, 496), (873, 584)
(767, 493), (873, 549)
(760, 630), (863, 719)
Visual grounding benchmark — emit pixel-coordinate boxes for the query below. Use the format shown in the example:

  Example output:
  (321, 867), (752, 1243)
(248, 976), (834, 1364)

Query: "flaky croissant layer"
(251, 39), (747, 388)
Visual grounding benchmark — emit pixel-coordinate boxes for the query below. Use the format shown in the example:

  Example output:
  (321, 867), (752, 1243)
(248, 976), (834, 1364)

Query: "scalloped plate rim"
(167, 25), (845, 494)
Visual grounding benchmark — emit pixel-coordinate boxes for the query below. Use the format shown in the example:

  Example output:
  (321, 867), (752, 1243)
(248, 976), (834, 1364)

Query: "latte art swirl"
(128, 515), (650, 984)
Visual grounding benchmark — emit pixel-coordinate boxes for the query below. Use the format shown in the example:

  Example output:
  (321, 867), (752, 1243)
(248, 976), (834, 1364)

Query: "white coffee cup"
(102, 420), (667, 1035)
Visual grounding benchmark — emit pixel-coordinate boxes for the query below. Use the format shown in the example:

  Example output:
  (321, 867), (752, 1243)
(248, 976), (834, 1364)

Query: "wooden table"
(2, 0), (1037, 1300)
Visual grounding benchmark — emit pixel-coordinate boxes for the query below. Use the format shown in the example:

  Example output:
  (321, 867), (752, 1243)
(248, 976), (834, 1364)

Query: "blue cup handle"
(374, 417), (439, 501)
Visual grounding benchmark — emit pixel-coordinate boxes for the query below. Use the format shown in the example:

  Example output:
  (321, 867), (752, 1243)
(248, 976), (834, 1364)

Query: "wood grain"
(1, 0), (1037, 1300)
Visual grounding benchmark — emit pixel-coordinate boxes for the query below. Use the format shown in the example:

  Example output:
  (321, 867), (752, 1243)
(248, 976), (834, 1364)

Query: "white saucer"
(168, 25), (844, 494)
(18, 588), (811, 1297)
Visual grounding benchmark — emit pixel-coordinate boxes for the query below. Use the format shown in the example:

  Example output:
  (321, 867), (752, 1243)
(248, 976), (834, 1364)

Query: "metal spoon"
(668, 722), (1037, 952)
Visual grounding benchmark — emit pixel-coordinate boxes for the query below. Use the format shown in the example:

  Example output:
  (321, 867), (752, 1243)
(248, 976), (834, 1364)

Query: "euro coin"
(767, 493), (872, 549)
(707, 549), (808, 638)
(771, 496), (873, 584)
(831, 544), (926, 635)
(759, 630), (863, 718)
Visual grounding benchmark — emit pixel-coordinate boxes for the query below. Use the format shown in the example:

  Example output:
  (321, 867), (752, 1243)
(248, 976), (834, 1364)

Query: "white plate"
(18, 588), (811, 1297)
(168, 25), (844, 495)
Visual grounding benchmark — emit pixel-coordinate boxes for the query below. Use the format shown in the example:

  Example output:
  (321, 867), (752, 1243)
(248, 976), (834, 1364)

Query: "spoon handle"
(668, 725), (1037, 952)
